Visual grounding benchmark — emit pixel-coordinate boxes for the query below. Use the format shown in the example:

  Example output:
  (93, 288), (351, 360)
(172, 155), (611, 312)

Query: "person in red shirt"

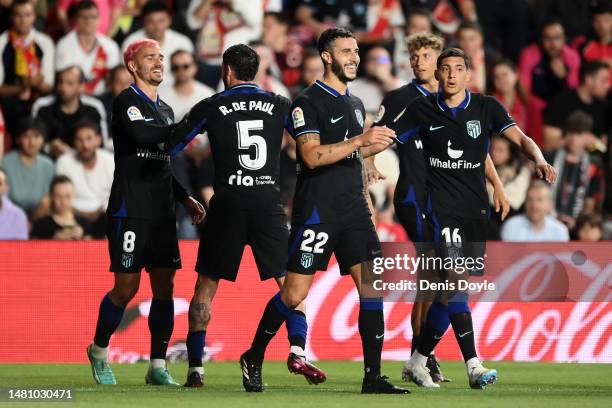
(573, 2), (612, 81)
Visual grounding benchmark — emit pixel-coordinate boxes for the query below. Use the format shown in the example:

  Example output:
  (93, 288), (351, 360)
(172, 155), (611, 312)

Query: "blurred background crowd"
(0, 0), (610, 243)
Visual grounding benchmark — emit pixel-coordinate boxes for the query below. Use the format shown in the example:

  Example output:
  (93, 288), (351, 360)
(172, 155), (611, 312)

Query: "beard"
(331, 58), (355, 83)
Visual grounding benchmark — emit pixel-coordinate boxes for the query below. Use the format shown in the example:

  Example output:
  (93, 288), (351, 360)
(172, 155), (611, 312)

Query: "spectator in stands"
(262, 11), (304, 88)
(290, 47), (323, 97)
(543, 60), (610, 151)
(0, 166), (28, 240)
(573, 1), (612, 70)
(0, 118), (53, 220)
(55, 121), (113, 238)
(501, 180), (570, 242)
(351, 46), (405, 117)
(56, 0), (122, 35)
(186, 0), (263, 88)
(455, 21), (491, 93)
(519, 19), (581, 110)
(30, 175), (92, 239)
(491, 59), (542, 146)
(122, 1), (194, 86)
(98, 65), (131, 147)
(545, 111), (603, 230)
(0, 0), (55, 135)
(472, 0), (527, 62)
(487, 133), (531, 215)
(249, 41), (290, 98)
(0, 106), (6, 159)
(55, 0), (120, 96)
(159, 50), (214, 121)
(295, 0), (366, 39)
(33, 65), (108, 158)
(573, 212), (604, 241)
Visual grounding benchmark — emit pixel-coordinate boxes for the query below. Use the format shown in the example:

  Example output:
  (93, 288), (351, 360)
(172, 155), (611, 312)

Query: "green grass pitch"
(1, 361), (611, 407)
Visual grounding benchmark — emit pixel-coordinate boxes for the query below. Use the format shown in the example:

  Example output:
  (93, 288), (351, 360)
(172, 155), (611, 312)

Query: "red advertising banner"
(0, 241), (610, 363)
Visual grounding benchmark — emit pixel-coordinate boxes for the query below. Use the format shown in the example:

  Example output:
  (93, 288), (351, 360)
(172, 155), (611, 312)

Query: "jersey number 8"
(123, 231), (136, 253)
(237, 120), (267, 170)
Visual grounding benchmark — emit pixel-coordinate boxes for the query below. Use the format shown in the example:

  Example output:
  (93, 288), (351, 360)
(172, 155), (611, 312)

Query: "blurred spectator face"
(592, 11), (612, 42)
(110, 67), (131, 96)
(541, 23), (565, 57)
(492, 63), (518, 94)
(365, 47), (392, 78)
(11, 1), (35, 35)
(144, 11), (170, 41)
(170, 52), (196, 85)
(436, 56), (470, 97)
(584, 67), (610, 99)
(57, 67), (83, 103)
(407, 13), (431, 35)
(326, 37), (360, 82)
(410, 47), (437, 83)
(525, 185), (553, 224)
(74, 126), (101, 162)
(490, 136), (511, 167)
(457, 27), (483, 56)
(254, 44), (273, 76)
(564, 131), (588, 155)
(17, 128), (44, 158)
(263, 14), (287, 47)
(0, 169), (7, 196)
(577, 222), (603, 241)
(51, 181), (74, 215)
(301, 55), (324, 85)
(75, 4), (100, 36)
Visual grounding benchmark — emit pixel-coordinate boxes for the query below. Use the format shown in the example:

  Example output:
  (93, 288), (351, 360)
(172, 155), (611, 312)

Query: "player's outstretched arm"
(297, 127), (395, 169)
(163, 101), (209, 155)
(485, 154), (510, 221)
(501, 125), (557, 184)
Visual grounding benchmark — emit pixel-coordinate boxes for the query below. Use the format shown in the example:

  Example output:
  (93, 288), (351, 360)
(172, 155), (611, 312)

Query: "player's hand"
(535, 161), (557, 184)
(183, 196), (206, 225)
(365, 159), (386, 186)
(492, 185), (510, 221)
(358, 126), (395, 147)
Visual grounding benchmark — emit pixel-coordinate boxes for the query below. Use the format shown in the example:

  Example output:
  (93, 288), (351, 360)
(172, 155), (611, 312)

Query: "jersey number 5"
(237, 120), (267, 170)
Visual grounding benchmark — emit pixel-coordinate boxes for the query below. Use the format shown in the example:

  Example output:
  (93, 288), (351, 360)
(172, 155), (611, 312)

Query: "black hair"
(579, 60), (609, 83)
(317, 27), (356, 56)
(73, 120), (101, 139)
(264, 11), (290, 26)
(437, 47), (471, 69)
(590, 0), (612, 15)
(141, 0), (168, 18)
(10, 0), (33, 15)
(49, 175), (73, 195)
(563, 110), (594, 134)
(539, 18), (564, 37)
(16, 117), (46, 139)
(73, 0), (98, 15)
(56, 65), (86, 84)
(222, 44), (260, 82)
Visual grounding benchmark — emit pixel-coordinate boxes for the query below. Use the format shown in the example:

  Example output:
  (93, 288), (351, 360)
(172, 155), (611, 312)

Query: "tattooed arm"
(296, 126), (395, 169)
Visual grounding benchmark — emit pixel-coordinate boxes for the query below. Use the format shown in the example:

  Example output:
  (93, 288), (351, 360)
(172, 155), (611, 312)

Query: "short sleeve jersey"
(394, 91), (516, 220)
(286, 80), (368, 224)
(374, 79), (431, 207)
(187, 83), (291, 209)
(107, 84), (183, 220)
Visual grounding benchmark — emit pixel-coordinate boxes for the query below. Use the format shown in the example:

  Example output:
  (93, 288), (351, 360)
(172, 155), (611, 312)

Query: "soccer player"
(86, 39), (206, 386)
(174, 44), (326, 388)
(390, 48), (556, 389)
(374, 33), (510, 383)
(239, 28), (409, 394)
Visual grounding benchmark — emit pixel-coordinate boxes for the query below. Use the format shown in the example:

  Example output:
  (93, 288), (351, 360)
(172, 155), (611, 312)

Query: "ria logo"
(447, 140), (463, 159)
(228, 170), (253, 186)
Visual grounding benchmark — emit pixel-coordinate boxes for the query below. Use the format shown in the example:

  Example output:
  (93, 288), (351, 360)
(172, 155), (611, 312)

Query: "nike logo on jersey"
(447, 140), (464, 159)
(434, 334), (444, 340)
(393, 108), (406, 123)
(331, 116), (344, 123)
(144, 118), (155, 122)
(458, 331), (473, 338)
(429, 125), (444, 131)
(376, 333), (384, 339)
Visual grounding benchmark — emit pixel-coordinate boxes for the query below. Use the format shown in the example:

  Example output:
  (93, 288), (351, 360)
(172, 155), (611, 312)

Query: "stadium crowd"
(0, 0), (610, 242)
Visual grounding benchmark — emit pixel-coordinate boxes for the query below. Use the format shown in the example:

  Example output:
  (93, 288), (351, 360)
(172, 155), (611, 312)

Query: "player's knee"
(110, 286), (138, 306)
(281, 290), (305, 309)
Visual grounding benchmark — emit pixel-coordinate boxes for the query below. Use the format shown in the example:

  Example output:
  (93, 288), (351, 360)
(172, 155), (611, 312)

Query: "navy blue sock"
(286, 310), (307, 350)
(359, 297), (384, 380)
(94, 293), (125, 347)
(186, 330), (206, 367)
(148, 298), (174, 360)
(249, 292), (293, 363)
(417, 302), (450, 356)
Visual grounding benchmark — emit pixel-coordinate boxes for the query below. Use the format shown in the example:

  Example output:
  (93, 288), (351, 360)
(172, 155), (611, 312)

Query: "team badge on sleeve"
(127, 106), (144, 121)
(374, 105), (385, 123)
(466, 120), (481, 139)
(355, 109), (364, 128)
(292, 107), (305, 128)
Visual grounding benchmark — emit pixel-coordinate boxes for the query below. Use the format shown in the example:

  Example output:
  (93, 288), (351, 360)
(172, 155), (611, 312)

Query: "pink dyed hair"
(123, 39), (161, 68)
